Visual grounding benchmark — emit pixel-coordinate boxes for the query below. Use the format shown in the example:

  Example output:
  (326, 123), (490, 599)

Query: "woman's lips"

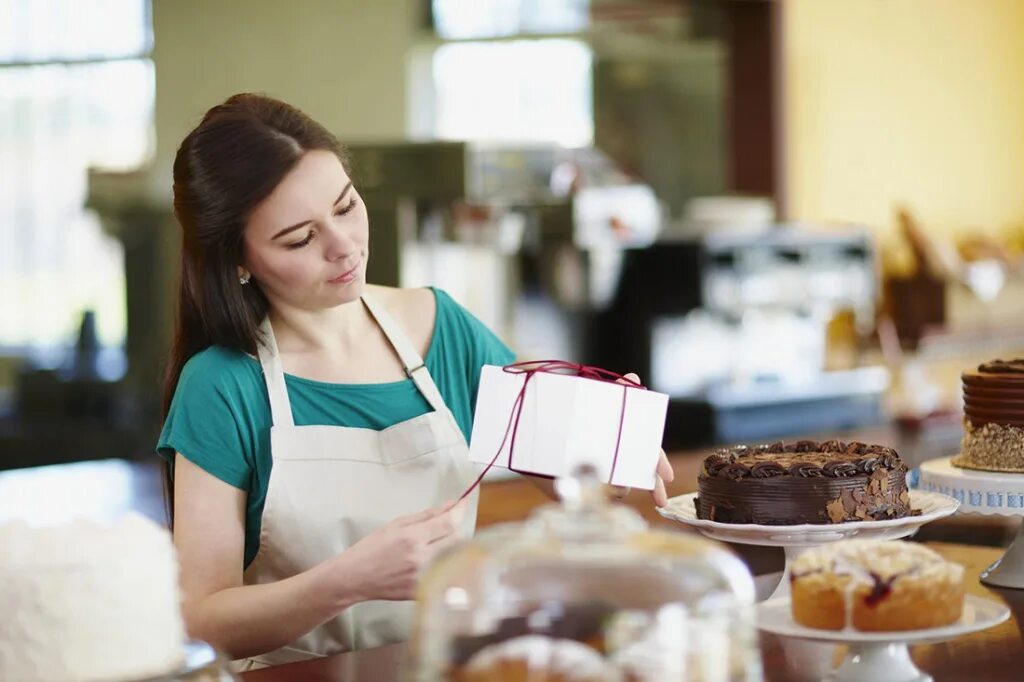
(328, 261), (360, 284)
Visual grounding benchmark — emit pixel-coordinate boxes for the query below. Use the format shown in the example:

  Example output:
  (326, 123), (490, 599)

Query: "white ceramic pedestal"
(919, 456), (1024, 589)
(658, 490), (960, 600)
(757, 595), (1010, 682)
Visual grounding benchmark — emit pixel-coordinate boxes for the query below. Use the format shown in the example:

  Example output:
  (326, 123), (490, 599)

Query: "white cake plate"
(919, 455), (1024, 589)
(658, 490), (960, 600)
(757, 594), (1010, 682)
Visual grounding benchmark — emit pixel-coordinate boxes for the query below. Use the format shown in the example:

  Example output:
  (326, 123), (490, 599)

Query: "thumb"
(618, 372), (641, 386)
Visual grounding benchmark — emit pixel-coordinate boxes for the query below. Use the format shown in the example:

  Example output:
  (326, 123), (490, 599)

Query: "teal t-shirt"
(157, 288), (515, 567)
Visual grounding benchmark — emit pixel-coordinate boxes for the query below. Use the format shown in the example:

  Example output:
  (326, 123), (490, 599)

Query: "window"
(0, 0), (154, 360)
(430, 39), (592, 147)
(411, 0), (592, 146)
(432, 0), (589, 39)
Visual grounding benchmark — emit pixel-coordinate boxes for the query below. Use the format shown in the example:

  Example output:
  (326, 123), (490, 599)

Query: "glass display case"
(405, 467), (762, 681)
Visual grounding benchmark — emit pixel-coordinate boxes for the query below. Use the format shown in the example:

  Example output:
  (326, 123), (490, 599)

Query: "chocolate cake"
(695, 440), (913, 525)
(954, 359), (1024, 472)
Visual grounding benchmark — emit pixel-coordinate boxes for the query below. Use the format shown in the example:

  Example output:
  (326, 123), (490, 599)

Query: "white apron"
(236, 292), (479, 670)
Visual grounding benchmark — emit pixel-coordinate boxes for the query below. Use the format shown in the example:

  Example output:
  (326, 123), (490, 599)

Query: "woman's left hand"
(610, 373), (675, 507)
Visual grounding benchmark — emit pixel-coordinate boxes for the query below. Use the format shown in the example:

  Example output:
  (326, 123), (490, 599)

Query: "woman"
(158, 93), (673, 669)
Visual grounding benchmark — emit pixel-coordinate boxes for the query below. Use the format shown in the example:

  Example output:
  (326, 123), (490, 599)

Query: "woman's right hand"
(338, 500), (466, 602)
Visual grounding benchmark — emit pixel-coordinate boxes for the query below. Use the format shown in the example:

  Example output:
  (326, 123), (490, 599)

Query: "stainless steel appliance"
(586, 226), (888, 447)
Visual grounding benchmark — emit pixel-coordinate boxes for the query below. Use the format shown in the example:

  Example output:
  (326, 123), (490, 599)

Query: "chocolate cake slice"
(955, 359), (1024, 472)
(694, 440), (913, 525)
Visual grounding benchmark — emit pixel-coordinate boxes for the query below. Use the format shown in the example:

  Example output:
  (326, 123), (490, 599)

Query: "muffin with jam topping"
(694, 440), (914, 525)
(790, 539), (963, 631)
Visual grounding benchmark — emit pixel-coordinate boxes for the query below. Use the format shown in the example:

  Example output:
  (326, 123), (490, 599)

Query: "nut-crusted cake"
(954, 359), (1024, 472)
(790, 540), (964, 631)
(695, 440), (914, 525)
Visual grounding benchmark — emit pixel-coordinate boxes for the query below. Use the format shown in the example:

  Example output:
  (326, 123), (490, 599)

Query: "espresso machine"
(346, 141), (663, 362)
(586, 226), (888, 448)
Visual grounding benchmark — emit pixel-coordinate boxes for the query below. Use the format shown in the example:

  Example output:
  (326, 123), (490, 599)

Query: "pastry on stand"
(919, 456), (1024, 588)
(660, 441), (960, 601)
(661, 442), (959, 682)
(406, 466), (764, 681)
(918, 358), (1024, 589)
(757, 540), (1009, 682)
(758, 591), (1008, 682)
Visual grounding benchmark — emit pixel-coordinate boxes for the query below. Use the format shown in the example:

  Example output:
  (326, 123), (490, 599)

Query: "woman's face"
(242, 150), (369, 312)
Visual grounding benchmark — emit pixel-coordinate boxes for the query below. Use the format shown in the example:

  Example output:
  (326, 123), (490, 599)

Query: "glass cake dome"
(404, 467), (763, 681)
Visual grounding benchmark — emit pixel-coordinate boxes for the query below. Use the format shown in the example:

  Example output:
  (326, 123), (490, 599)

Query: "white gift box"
(468, 365), (669, 490)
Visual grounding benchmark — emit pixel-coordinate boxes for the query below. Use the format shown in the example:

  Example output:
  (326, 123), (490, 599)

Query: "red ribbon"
(458, 360), (645, 501)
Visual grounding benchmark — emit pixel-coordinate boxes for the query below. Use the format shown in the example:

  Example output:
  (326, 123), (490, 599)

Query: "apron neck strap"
(360, 291), (447, 413)
(255, 318), (295, 427)
(255, 291), (450, 427)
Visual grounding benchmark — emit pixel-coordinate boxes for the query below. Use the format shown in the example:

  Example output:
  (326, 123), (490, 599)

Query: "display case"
(405, 467), (762, 681)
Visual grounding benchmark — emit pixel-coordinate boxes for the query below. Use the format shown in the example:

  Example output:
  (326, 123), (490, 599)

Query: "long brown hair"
(162, 93), (349, 522)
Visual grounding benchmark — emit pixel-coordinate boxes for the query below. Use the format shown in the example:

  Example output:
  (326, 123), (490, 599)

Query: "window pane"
(433, 0), (588, 39)
(432, 39), (592, 146)
(0, 0), (151, 63)
(0, 59), (154, 347)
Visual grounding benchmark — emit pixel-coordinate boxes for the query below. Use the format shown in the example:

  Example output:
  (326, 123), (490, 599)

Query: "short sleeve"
(156, 348), (265, 491)
(431, 288), (516, 410)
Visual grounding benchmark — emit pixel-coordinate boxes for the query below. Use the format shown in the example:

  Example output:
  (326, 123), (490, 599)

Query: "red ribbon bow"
(459, 360), (645, 501)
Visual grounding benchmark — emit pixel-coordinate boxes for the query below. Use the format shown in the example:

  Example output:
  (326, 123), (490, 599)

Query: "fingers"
(657, 449), (675, 483)
(394, 499), (459, 528)
(618, 372), (641, 387)
(420, 506), (462, 544)
(653, 475), (668, 507)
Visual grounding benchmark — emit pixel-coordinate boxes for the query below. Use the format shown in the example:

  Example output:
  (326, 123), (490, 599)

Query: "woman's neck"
(267, 295), (374, 355)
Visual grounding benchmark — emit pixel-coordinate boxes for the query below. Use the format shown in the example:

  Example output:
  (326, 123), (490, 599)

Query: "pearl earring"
(239, 274), (251, 285)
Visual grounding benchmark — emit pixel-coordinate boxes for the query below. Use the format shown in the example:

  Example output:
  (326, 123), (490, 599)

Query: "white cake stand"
(658, 490), (960, 600)
(919, 455), (1024, 589)
(757, 594), (1010, 682)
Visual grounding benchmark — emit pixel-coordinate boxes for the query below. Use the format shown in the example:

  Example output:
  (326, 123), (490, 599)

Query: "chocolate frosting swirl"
(704, 453), (735, 477)
(750, 462), (787, 478)
(880, 452), (901, 469)
(844, 441), (870, 455)
(854, 456), (881, 473)
(788, 463), (824, 478)
(700, 440), (907, 478)
(721, 463), (751, 480)
(822, 461), (859, 477)
(979, 358), (1024, 374)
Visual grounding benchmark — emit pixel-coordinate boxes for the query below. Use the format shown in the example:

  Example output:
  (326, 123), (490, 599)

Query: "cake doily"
(920, 455), (1024, 589)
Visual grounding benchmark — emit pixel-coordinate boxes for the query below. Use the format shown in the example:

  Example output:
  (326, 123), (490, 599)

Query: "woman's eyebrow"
(271, 181), (354, 240)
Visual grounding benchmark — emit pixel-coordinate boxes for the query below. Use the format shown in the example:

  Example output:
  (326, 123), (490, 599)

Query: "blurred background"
(2, 0), (1024, 487)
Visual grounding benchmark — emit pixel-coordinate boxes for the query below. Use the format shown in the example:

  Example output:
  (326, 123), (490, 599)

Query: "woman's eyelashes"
(334, 197), (357, 216)
(286, 230), (316, 250)
(285, 199), (359, 250)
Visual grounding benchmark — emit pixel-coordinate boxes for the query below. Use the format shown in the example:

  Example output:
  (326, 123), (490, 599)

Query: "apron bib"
(236, 292), (479, 670)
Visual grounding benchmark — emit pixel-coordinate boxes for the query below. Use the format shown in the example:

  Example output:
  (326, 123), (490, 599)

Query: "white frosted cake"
(0, 513), (187, 682)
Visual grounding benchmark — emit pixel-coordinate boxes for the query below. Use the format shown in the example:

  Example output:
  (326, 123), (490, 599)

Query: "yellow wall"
(783, 0), (1024, 237)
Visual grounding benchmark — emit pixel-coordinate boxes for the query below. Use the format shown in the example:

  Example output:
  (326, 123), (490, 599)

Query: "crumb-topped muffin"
(695, 440), (913, 525)
(790, 540), (964, 631)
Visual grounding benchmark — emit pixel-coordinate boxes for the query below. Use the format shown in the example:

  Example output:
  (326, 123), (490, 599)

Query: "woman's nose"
(322, 222), (357, 261)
